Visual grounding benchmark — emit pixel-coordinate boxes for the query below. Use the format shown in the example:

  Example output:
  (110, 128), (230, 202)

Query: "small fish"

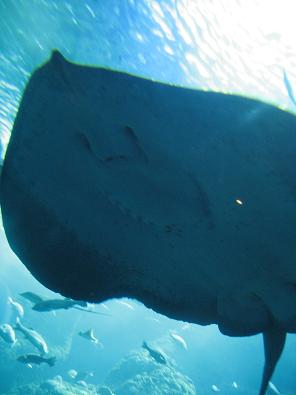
(8, 297), (24, 318)
(20, 291), (45, 304)
(67, 369), (78, 379)
(15, 317), (48, 354)
(169, 331), (188, 350)
(268, 381), (281, 395)
(78, 329), (103, 347)
(142, 341), (166, 364)
(211, 384), (220, 392)
(232, 381), (238, 389)
(67, 369), (94, 381)
(283, 69), (296, 107)
(17, 353), (56, 367)
(0, 324), (17, 345)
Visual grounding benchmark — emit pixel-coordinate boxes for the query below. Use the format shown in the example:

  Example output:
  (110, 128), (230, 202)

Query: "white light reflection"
(149, 0), (296, 110)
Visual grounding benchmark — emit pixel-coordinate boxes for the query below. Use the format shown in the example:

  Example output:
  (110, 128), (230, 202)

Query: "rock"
(105, 348), (196, 395)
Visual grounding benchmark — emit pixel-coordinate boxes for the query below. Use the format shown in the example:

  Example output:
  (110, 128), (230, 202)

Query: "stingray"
(1, 51), (296, 394)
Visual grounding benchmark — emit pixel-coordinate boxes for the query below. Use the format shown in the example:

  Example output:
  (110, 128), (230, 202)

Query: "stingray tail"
(259, 324), (286, 395)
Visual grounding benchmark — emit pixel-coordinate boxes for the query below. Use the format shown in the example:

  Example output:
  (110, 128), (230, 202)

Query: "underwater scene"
(0, 1), (296, 394)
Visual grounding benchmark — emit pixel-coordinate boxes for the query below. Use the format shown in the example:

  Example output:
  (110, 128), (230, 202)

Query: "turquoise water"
(0, 1), (296, 394)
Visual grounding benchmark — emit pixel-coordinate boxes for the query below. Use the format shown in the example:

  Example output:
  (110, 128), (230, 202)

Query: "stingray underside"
(1, 51), (296, 342)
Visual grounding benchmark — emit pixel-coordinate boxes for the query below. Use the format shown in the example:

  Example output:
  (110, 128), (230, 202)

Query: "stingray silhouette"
(1, 51), (296, 395)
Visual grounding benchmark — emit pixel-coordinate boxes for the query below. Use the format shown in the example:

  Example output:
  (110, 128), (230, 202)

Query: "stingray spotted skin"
(1, 51), (296, 394)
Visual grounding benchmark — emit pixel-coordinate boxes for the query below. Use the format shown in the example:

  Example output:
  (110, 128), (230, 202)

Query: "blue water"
(0, 1), (296, 394)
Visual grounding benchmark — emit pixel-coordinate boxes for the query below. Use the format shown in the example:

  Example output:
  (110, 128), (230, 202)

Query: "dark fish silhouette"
(142, 341), (166, 365)
(20, 292), (45, 304)
(32, 298), (109, 315)
(32, 298), (87, 311)
(17, 353), (56, 367)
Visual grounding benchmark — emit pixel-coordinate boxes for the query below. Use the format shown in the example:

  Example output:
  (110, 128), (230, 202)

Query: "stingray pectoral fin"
(259, 325), (286, 395)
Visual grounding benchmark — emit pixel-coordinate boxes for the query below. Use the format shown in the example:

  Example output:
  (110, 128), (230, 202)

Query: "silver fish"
(0, 324), (16, 345)
(15, 318), (48, 354)
(8, 297), (24, 318)
(169, 331), (188, 350)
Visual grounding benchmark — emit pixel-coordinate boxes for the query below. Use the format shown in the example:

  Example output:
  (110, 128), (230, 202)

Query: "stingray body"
(1, 51), (296, 394)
